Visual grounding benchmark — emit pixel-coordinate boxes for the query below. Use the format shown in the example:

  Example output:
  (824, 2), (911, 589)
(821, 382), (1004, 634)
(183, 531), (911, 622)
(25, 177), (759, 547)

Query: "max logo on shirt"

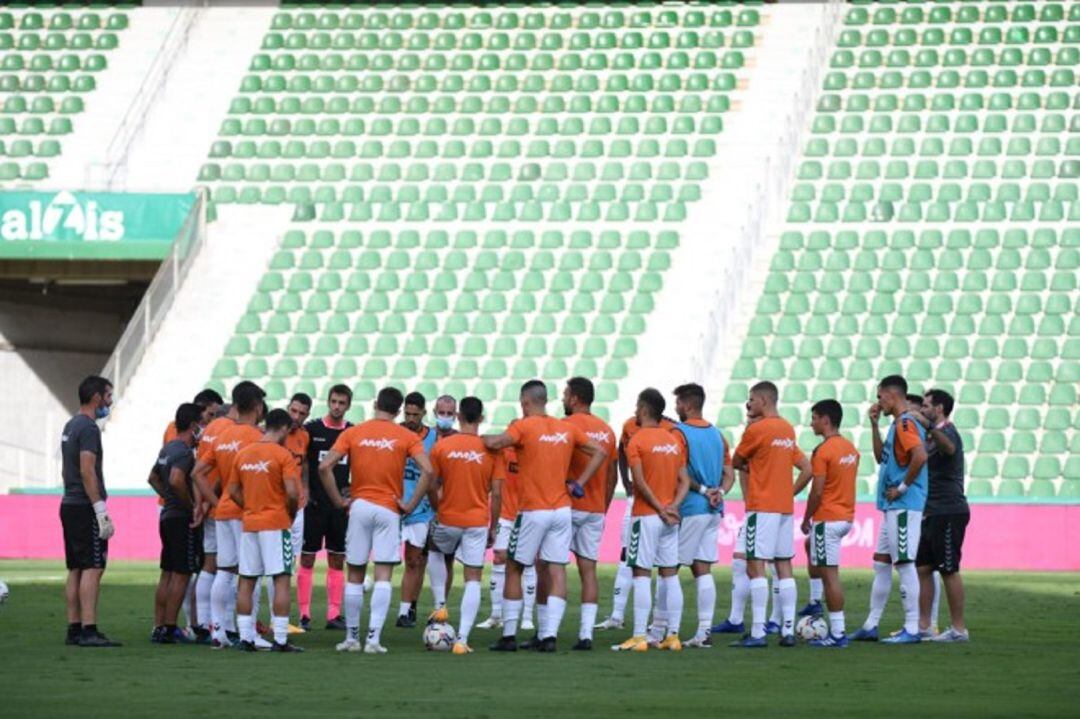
(446, 450), (485, 465)
(770, 438), (795, 449)
(651, 444), (680, 455)
(239, 461), (271, 473)
(538, 432), (569, 444)
(216, 440), (242, 453)
(586, 431), (612, 445)
(201, 435), (217, 445)
(839, 454), (858, 466)
(358, 438), (397, 451)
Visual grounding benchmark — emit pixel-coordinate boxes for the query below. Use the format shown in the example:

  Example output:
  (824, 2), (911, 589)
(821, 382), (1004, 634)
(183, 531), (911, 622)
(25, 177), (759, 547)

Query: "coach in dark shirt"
(60, 375), (121, 647)
(914, 389), (970, 643)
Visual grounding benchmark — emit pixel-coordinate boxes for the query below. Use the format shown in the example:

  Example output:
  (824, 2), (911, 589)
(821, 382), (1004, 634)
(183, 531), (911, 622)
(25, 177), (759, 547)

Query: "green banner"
(0, 190), (195, 260)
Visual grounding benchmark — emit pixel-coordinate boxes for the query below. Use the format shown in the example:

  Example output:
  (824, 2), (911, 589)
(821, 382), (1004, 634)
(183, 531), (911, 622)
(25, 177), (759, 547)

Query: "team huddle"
(59, 371), (969, 653)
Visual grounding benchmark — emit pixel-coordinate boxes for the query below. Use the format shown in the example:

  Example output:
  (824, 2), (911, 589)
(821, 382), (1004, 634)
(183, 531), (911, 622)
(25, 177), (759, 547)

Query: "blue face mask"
(95, 405), (111, 419)
(435, 416), (454, 431)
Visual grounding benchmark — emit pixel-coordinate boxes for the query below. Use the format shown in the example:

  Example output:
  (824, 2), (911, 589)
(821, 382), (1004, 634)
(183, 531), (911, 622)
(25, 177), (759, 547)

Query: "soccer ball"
(0, 579), (9, 604)
(423, 622), (457, 651)
(796, 615), (828, 641)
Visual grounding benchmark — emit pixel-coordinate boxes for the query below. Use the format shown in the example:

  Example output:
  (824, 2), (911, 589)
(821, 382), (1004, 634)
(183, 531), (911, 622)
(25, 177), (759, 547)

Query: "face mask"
(435, 416), (454, 431)
(94, 405), (111, 419)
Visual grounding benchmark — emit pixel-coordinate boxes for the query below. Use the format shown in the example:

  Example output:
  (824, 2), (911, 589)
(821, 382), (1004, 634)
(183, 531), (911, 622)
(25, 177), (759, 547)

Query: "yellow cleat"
(428, 606), (450, 624)
(287, 623), (305, 635)
(452, 641), (472, 655)
(612, 635), (649, 652)
(658, 634), (683, 652)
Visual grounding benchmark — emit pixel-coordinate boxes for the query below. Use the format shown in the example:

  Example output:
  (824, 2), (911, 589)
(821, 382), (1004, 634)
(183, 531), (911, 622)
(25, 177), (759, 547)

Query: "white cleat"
(364, 642), (388, 654)
(683, 634), (712, 649)
(363, 576), (374, 592)
(335, 638), (362, 652)
(594, 616), (625, 630)
(521, 619), (535, 632)
(476, 616), (503, 630)
(929, 627), (969, 643)
(253, 635), (273, 651)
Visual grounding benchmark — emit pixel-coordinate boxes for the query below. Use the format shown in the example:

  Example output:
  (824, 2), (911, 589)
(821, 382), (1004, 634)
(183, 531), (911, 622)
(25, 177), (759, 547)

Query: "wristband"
(934, 421), (948, 431)
(895, 483), (908, 495)
(697, 485), (709, 497)
(93, 500), (107, 514)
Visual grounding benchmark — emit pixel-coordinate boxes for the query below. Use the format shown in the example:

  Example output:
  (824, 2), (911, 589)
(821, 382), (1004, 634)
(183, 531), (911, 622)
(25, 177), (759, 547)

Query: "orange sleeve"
(792, 443), (807, 467)
(225, 460), (239, 491)
(895, 418), (923, 454)
(625, 436), (643, 467)
(406, 433), (424, 458)
(571, 424), (590, 449)
(811, 445), (829, 477)
(506, 421), (524, 448)
(491, 451), (506, 482)
(734, 423), (759, 460)
(331, 427), (352, 456)
(722, 440), (732, 468)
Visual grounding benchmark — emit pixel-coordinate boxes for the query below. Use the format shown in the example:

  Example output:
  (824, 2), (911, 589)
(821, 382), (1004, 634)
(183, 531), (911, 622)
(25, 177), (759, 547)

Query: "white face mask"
(435, 416), (455, 431)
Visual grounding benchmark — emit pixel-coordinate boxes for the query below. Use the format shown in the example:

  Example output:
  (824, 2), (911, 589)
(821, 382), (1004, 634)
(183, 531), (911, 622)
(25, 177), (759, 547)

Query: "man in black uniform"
(298, 384), (353, 630)
(148, 403), (204, 643)
(60, 375), (120, 647)
(915, 389), (970, 642)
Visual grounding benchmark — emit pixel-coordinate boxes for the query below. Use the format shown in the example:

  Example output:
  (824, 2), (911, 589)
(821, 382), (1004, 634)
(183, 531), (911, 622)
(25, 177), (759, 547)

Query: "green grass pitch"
(0, 560), (1077, 717)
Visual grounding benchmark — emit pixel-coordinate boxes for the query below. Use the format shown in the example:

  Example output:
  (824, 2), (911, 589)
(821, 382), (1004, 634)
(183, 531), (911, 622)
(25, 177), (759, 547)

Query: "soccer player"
(852, 375), (929, 644)
(796, 400), (859, 648)
(396, 392), (440, 628)
(299, 385), (352, 630)
(426, 397), (503, 654)
(319, 387), (434, 654)
(670, 383), (733, 648)
(915, 389), (970, 643)
(427, 395), (459, 615)
(193, 381), (266, 648)
(271, 393), (311, 634)
(485, 380), (607, 652)
(731, 381), (812, 648)
(562, 377), (617, 650)
(229, 409), (303, 652)
(148, 403), (205, 644)
(596, 412), (676, 631)
(613, 388), (691, 652)
(60, 375), (120, 647)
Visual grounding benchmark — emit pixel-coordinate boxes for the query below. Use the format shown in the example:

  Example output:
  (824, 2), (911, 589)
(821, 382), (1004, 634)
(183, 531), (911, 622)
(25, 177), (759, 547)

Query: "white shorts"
(619, 500), (633, 549)
(742, 511), (794, 561)
(570, 510), (605, 561)
(346, 499), (402, 566)
(626, 514), (679, 570)
(401, 521), (430, 549)
(876, 509), (922, 564)
(810, 520), (852, 567)
(290, 512), (304, 563)
(430, 523), (488, 568)
(492, 518), (514, 553)
(239, 529), (294, 577)
(508, 507), (572, 566)
(215, 518), (243, 568)
(202, 517), (218, 554)
(678, 513), (722, 566)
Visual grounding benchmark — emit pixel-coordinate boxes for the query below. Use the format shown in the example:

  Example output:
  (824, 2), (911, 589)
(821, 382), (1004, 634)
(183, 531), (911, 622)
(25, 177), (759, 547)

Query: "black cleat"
(66, 632), (82, 646)
(300, 615), (311, 632)
(150, 626), (165, 644)
(271, 641), (304, 653)
(324, 616), (346, 631)
(79, 632), (122, 648)
(488, 636), (518, 652)
(517, 634), (542, 651)
(226, 630), (241, 644)
(193, 626), (212, 645)
(395, 614), (416, 628)
(537, 637), (558, 653)
(571, 638), (593, 651)
(237, 640), (258, 653)
(779, 634), (797, 648)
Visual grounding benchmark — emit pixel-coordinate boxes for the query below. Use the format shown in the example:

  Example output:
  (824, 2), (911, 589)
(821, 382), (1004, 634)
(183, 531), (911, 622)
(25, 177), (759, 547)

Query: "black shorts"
(303, 502), (347, 554)
(916, 513), (969, 575)
(159, 516), (204, 574)
(60, 503), (108, 570)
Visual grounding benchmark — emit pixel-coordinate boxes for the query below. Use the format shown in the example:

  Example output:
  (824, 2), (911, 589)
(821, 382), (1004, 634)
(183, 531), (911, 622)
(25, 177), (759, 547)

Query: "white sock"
(522, 565), (537, 621)
(458, 580), (481, 644)
(579, 602), (598, 640)
(536, 603), (548, 636)
(809, 577), (824, 603)
(196, 571), (215, 630)
(182, 575), (195, 628)
(250, 578), (262, 625)
(545, 596), (566, 639)
(265, 576), (275, 609)
(237, 613), (255, 643)
(398, 601), (411, 618)
(503, 598), (522, 637)
(612, 562), (632, 621)
(650, 578), (668, 640)
(749, 577), (768, 639)
(829, 610), (845, 637)
(210, 571), (231, 638)
(897, 563), (920, 635)
(664, 576), (683, 636)
(224, 573), (238, 632)
(695, 573), (716, 634)
(271, 615), (288, 645)
(729, 558), (749, 624)
(344, 582), (364, 642)
(632, 576), (652, 636)
(427, 552), (448, 608)
(930, 571), (942, 629)
(865, 561), (893, 629)
(778, 577), (797, 637)
(367, 581), (391, 646)
(489, 563), (505, 618)
(769, 567), (782, 625)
